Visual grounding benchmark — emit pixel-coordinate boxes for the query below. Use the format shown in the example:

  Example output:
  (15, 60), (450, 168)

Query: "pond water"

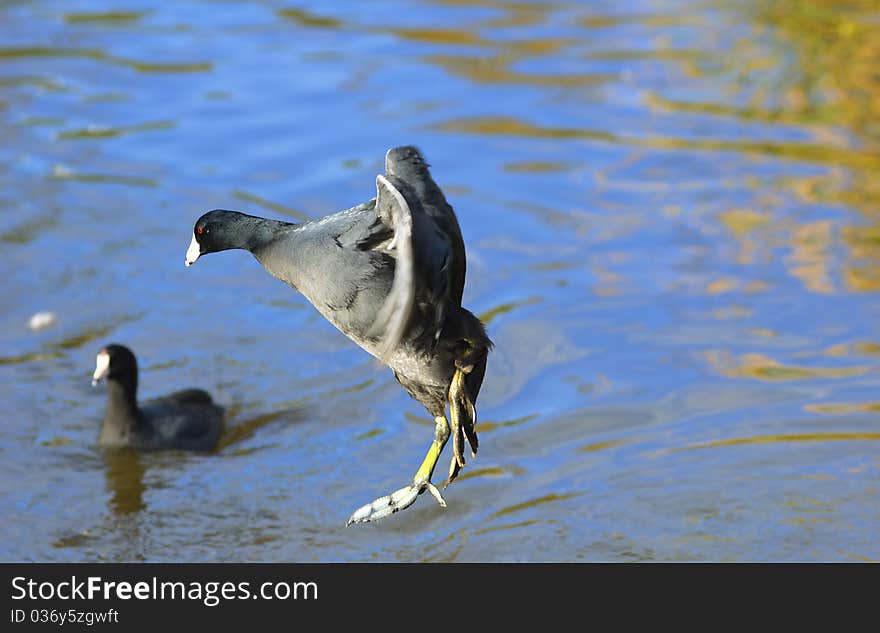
(1, 0), (878, 561)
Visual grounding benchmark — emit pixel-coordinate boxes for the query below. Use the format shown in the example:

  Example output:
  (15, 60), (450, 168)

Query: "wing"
(384, 145), (466, 305)
(142, 400), (224, 447)
(366, 175), (415, 362)
(163, 388), (214, 405)
(367, 174), (453, 363)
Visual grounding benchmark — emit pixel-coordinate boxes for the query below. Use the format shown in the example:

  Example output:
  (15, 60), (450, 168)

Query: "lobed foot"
(445, 366), (478, 487)
(346, 480), (446, 526)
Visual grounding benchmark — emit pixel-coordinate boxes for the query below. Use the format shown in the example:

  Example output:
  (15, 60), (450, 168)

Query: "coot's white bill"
(185, 234), (201, 267)
(92, 350), (110, 386)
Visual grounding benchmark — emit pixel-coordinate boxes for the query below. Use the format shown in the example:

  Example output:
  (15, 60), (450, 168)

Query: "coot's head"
(92, 344), (138, 388)
(185, 209), (249, 267)
(385, 145), (430, 180)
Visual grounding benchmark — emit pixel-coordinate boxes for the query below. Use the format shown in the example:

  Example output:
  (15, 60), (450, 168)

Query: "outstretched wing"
(367, 174), (453, 363)
(384, 145), (466, 305)
(367, 175), (415, 362)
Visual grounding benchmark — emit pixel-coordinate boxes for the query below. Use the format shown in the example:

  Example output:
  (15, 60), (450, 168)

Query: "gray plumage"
(94, 344), (224, 451)
(188, 176), (489, 416)
(186, 145), (491, 522)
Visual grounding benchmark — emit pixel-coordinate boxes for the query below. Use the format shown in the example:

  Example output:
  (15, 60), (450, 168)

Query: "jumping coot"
(92, 344), (224, 451)
(185, 146), (491, 524)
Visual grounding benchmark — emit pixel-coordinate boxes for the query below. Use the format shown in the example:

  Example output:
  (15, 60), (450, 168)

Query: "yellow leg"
(347, 415), (450, 525)
(414, 415), (450, 483)
(346, 368), (479, 526)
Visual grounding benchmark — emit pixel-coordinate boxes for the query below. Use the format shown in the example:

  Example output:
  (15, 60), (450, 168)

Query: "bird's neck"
(102, 380), (144, 438)
(228, 214), (295, 254)
(248, 220), (303, 288)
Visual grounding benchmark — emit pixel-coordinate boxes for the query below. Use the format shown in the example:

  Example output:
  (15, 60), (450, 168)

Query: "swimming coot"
(185, 146), (491, 524)
(92, 344), (224, 451)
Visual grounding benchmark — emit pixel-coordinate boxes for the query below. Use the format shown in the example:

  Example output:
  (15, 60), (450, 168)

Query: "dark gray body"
(254, 200), (394, 341)
(250, 201), (476, 414)
(100, 383), (224, 451)
(191, 146), (491, 418)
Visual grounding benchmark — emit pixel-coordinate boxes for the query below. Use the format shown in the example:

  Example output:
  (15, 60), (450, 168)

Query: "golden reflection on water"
(63, 11), (147, 24)
(0, 47), (212, 73)
(472, 519), (549, 536)
(805, 402), (880, 414)
(504, 161), (575, 174)
(425, 53), (614, 88)
(57, 120), (174, 141)
(751, 0), (880, 140)
(104, 450), (146, 515)
(718, 208), (768, 236)
(474, 412), (538, 433)
(578, 438), (629, 453)
(453, 464), (526, 482)
(0, 350), (63, 365)
(478, 297), (542, 325)
(678, 433), (880, 452)
(706, 350), (869, 381)
(824, 341), (880, 357)
(232, 190), (312, 221)
(475, 117), (877, 171)
(747, 1), (880, 289)
(276, 7), (343, 29)
(489, 492), (579, 520)
(353, 427), (384, 441)
(786, 221), (835, 294)
(50, 165), (158, 187)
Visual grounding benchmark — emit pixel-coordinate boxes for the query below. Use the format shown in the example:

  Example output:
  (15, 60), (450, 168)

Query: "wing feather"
(367, 175), (416, 362)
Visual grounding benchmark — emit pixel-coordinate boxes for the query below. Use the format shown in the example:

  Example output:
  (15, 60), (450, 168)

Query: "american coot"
(92, 344), (224, 451)
(185, 146), (491, 524)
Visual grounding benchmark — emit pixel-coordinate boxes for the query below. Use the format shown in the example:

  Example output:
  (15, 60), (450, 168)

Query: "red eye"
(197, 226), (204, 235)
